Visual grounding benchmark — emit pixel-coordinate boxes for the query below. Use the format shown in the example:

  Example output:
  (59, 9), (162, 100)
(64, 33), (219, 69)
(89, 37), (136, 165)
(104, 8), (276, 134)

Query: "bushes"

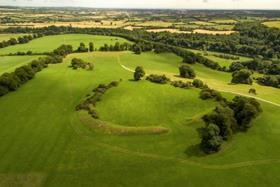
(146, 74), (170, 84)
(70, 58), (94, 70)
(192, 79), (204, 88)
(200, 96), (262, 154)
(231, 69), (253, 85)
(99, 42), (131, 52)
(76, 81), (120, 119)
(77, 42), (88, 52)
(170, 80), (191, 89)
(199, 88), (223, 101)
(179, 65), (196, 79)
(53, 44), (73, 57)
(257, 75), (280, 88)
(134, 66), (145, 81)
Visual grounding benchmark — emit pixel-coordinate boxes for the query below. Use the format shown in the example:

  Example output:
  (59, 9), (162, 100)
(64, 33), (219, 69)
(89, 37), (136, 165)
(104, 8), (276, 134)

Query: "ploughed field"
(0, 34), (280, 186)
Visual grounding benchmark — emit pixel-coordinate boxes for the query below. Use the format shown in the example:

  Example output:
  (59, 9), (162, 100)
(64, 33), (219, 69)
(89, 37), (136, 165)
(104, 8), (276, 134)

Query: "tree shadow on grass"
(184, 128), (207, 158)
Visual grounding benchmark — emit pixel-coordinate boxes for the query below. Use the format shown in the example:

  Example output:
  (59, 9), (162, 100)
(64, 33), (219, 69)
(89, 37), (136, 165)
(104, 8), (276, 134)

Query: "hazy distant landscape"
(0, 1), (280, 186)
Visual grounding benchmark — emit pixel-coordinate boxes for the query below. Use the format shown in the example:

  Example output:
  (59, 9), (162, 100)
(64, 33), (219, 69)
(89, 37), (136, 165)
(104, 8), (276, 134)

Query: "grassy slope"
(0, 33), (27, 42)
(0, 51), (280, 186)
(0, 55), (43, 74)
(0, 34), (130, 55)
(263, 21), (280, 29)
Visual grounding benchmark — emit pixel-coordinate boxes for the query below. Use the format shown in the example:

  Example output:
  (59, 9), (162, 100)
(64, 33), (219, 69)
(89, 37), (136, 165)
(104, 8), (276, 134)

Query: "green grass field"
(0, 34), (130, 55)
(0, 33), (28, 42)
(0, 55), (43, 74)
(0, 33), (280, 186)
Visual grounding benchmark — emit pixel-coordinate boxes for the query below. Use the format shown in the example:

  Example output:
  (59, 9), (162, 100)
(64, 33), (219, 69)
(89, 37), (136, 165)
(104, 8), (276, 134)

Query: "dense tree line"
(99, 42), (131, 52)
(76, 81), (120, 119)
(257, 75), (280, 88)
(200, 96), (262, 154)
(0, 34), (43, 49)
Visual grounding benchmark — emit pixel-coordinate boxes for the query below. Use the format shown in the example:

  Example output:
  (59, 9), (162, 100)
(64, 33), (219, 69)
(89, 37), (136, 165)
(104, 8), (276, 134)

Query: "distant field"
(134, 21), (173, 27)
(193, 29), (236, 35)
(146, 28), (191, 33)
(190, 21), (216, 26)
(210, 19), (237, 24)
(0, 55), (43, 74)
(0, 34), (131, 55)
(188, 49), (252, 68)
(0, 33), (28, 42)
(263, 21), (280, 29)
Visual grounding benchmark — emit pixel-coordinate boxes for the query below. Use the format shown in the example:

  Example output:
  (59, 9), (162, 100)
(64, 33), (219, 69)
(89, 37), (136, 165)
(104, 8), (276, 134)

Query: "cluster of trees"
(231, 69), (253, 85)
(99, 42), (131, 52)
(179, 65), (196, 79)
(146, 74), (170, 84)
(0, 56), (62, 97)
(200, 96), (262, 153)
(76, 81), (120, 119)
(257, 75), (280, 88)
(53, 44), (73, 57)
(200, 88), (223, 101)
(70, 58), (93, 70)
(0, 34), (43, 49)
(133, 66), (145, 81)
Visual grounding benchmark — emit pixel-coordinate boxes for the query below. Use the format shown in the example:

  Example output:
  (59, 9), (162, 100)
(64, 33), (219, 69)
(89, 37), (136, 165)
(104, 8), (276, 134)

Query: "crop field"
(0, 55), (43, 74)
(263, 21), (280, 29)
(0, 34), (131, 55)
(0, 43), (280, 186)
(193, 29), (236, 35)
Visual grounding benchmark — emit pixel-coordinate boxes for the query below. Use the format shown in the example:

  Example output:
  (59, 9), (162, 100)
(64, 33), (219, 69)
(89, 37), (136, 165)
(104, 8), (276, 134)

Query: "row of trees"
(200, 95), (262, 154)
(76, 81), (120, 119)
(0, 34), (43, 49)
(99, 42), (131, 52)
(0, 55), (62, 97)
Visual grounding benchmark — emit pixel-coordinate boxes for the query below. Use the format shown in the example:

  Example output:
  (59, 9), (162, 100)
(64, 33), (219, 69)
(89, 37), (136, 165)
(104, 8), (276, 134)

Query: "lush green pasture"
(0, 34), (130, 55)
(0, 33), (28, 42)
(0, 51), (279, 186)
(0, 55), (43, 74)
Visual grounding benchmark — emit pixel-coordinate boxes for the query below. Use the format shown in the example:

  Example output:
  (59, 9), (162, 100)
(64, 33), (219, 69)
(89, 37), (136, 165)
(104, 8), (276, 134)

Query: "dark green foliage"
(76, 81), (120, 119)
(229, 96), (262, 131)
(70, 58), (94, 70)
(99, 42), (131, 51)
(134, 66), (145, 81)
(200, 124), (223, 154)
(53, 44), (73, 57)
(249, 88), (257, 95)
(179, 65), (196, 79)
(132, 44), (142, 54)
(229, 62), (245, 72)
(231, 69), (253, 85)
(89, 42), (94, 52)
(257, 75), (280, 88)
(77, 42), (88, 52)
(146, 74), (170, 84)
(170, 80), (191, 89)
(182, 55), (196, 64)
(192, 79), (204, 88)
(200, 88), (223, 101)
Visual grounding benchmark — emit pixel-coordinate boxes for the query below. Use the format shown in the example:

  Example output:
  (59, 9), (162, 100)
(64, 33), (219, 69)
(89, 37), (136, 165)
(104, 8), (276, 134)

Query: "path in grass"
(116, 54), (280, 108)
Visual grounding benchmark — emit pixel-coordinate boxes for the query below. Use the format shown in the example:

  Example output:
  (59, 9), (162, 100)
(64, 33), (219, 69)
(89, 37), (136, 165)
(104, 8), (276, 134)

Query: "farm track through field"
(116, 54), (280, 108)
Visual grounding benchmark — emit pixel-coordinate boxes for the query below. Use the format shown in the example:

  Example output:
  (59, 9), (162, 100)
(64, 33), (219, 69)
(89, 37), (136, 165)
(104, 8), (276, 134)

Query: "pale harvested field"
(146, 28), (191, 34)
(193, 29), (236, 35)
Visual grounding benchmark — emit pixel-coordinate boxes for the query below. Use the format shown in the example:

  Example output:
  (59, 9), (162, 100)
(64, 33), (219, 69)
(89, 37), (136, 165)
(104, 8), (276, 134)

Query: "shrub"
(248, 88), (257, 95)
(192, 79), (204, 88)
(170, 80), (191, 89)
(146, 74), (170, 84)
(179, 65), (196, 79)
(200, 124), (223, 154)
(200, 88), (223, 101)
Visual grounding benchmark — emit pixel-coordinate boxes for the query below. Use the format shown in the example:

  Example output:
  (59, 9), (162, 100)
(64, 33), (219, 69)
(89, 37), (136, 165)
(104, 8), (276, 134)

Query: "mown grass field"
(0, 55), (43, 74)
(0, 34), (130, 55)
(0, 34), (280, 186)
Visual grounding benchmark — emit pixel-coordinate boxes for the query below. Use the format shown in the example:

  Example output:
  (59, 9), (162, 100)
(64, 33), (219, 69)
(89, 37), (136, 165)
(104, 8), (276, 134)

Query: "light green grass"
(0, 51), (279, 186)
(0, 34), (130, 55)
(0, 55), (43, 74)
(263, 21), (280, 29)
(0, 33), (28, 42)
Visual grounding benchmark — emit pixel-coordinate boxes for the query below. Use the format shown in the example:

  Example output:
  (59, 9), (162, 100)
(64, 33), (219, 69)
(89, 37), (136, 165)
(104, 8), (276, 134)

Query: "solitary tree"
(89, 42), (94, 52)
(231, 69), (253, 85)
(179, 65), (196, 79)
(134, 66), (145, 81)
